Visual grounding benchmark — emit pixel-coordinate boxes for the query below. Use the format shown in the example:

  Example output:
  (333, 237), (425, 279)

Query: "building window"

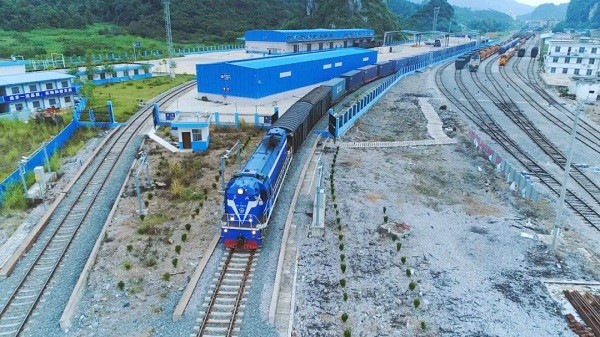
(29, 84), (37, 92)
(590, 59), (596, 65)
(192, 129), (202, 141)
(579, 47), (586, 53)
(565, 57), (570, 63)
(587, 69), (593, 75)
(99, 73), (106, 80)
(49, 98), (57, 105)
(133, 69), (139, 75)
(293, 44), (299, 53)
(329, 42), (334, 49)
(61, 80), (68, 88)
(551, 67), (556, 73)
(64, 96), (71, 103)
(11, 87), (20, 94)
(593, 48), (598, 54)
(32, 101), (41, 108)
(46, 83), (53, 90)
(574, 69), (580, 75)
(319, 42), (323, 50)
(552, 57), (558, 62)
(577, 58), (582, 63)
(562, 68), (568, 74)
(15, 103), (23, 111)
(555, 46), (560, 52)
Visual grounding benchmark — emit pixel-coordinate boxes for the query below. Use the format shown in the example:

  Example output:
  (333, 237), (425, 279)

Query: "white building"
(545, 37), (600, 77)
(568, 77), (600, 103)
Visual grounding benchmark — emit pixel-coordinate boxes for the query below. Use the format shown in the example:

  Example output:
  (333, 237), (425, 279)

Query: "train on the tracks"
(221, 41), (478, 249)
(466, 44), (500, 72)
(499, 33), (532, 67)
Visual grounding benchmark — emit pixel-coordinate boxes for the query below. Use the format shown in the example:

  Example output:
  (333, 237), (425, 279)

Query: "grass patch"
(92, 75), (194, 122)
(136, 213), (169, 235)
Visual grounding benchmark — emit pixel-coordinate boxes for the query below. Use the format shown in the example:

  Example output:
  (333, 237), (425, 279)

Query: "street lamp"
(51, 53), (66, 69)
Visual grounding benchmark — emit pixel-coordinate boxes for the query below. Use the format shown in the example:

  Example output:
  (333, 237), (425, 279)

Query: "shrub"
(391, 234), (398, 241)
(199, 201), (204, 207)
(383, 215), (389, 223)
(421, 321), (427, 330)
(172, 258), (178, 268)
(175, 245), (181, 254)
(341, 263), (346, 273)
(148, 193), (153, 200)
(181, 233), (187, 242)
(406, 269), (412, 277)
(195, 208), (199, 214)
(203, 188), (208, 195)
(124, 261), (131, 270)
(338, 224), (342, 231)
(343, 292), (348, 301)
(185, 223), (191, 231)
(336, 218), (341, 225)
(339, 243), (344, 251)
(212, 182), (217, 189)
(117, 281), (124, 290)
(340, 254), (345, 261)
(409, 281), (417, 291)
(336, 209), (340, 216)
(341, 313), (348, 322)
(214, 175), (220, 182)
(339, 234), (344, 241)
(139, 214), (145, 221)
(339, 279), (346, 287)
(162, 273), (170, 281)
(144, 200), (149, 207)
(413, 298), (421, 309)
(1, 183), (27, 211)
(344, 328), (351, 337)
(401, 256), (407, 264)
(126, 244), (133, 252)
(383, 206), (387, 214)
(334, 203), (338, 209)
(396, 242), (402, 251)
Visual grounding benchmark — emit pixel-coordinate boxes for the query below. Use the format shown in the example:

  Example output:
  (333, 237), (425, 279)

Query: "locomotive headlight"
(223, 229), (228, 233)
(230, 216), (234, 221)
(252, 230), (256, 235)
(237, 188), (244, 195)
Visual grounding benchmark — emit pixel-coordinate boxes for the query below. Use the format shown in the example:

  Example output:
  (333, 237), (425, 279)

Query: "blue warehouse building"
(245, 29), (375, 54)
(196, 48), (377, 99)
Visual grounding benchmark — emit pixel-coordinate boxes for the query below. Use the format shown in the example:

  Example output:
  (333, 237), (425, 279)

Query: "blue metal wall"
(197, 48), (377, 99)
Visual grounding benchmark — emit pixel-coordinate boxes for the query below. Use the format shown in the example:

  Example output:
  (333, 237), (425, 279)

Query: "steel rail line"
(0, 81), (196, 336)
(435, 61), (600, 230)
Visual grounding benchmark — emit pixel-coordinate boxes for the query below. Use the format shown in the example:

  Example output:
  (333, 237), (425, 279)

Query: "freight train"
(220, 41), (477, 249)
(467, 44), (500, 72)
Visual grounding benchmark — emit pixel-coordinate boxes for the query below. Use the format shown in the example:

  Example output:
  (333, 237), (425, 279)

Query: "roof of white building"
(0, 71), (75, 86)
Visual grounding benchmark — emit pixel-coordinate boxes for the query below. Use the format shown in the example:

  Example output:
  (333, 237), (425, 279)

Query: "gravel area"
(292, 66), (600, 337)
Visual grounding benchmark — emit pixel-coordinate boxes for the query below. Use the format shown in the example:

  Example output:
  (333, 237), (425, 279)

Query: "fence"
(24, 44), (245, 70)
(0, 97), (116, 205)
(469, 130), (539, 201)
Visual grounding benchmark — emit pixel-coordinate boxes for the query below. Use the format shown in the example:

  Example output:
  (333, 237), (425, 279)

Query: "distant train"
(517, 48), (526, 57)
(467, 44), (500, 72)
(220, 42), (478, 249)
(531, 46), (539, 58)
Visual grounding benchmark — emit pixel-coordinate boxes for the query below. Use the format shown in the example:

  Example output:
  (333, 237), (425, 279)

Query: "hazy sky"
(515, 0), (569, 6)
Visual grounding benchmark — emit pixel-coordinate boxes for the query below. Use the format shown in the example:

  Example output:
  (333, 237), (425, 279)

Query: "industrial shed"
(196, 48), (377, 99)
(245, 29), (374, 54)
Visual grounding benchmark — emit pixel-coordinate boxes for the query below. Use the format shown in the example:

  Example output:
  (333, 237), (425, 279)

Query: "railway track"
(0, 81), (196, 336)
(193, 249), (258, 337)
(435, 60), (600, 230)
(469, 52), (600, 212)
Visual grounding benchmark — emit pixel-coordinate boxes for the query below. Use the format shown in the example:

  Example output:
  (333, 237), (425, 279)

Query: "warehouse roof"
(0, 71), (75, 86)
(245, 29), (374, 43)
(228, 48), (375, 69)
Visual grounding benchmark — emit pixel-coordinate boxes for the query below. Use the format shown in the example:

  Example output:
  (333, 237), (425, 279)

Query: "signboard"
(3, 87), (77, 103)
(165, 112), (176, 121)
(263, 116), (271, 124)
(220, 74), (231, 80)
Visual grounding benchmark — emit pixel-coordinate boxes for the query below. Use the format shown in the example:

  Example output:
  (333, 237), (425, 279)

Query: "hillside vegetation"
(557, 0), (600, 29)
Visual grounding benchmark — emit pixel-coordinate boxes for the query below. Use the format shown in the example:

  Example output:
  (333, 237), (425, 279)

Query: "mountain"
(557, 0), (600, 29)
(406, 0), (535, 16)
(518, 3), (568, 20)
(0, 0), (398, 41)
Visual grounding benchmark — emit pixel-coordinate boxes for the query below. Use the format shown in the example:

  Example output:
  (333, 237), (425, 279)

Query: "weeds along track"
(470, 52), (600, 212)
(0, 81), (196, 337)
(194, 249), (258, 337)
(435, 61), (600, 230)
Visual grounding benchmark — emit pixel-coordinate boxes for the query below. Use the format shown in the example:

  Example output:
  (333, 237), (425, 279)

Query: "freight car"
(221, 41), (479, 249)
(517, 48), (526, 57)
(531, 46), (539, 58)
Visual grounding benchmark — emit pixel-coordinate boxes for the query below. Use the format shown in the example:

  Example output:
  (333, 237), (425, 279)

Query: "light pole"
(551, 104), (582, 252)
(51, 53), (66, 68)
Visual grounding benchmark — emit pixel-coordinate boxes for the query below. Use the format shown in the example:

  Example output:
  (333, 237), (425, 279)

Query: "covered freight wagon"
(377, 60), (396, 78)
(340, 69), (364, 93)
(358, 65), (378, 83)
(531, 46), (539, 58)
(322, 77), (346, 104)
(196, 48), (377, 99)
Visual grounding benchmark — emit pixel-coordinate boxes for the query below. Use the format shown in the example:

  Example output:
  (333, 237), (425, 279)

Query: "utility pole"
(163, 0), (175, 78)
(551, 104), (582, 252)
(433, 7), (440, 33)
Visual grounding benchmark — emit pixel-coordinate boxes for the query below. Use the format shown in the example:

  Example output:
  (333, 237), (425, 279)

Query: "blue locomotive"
(221, 41), (479, 249)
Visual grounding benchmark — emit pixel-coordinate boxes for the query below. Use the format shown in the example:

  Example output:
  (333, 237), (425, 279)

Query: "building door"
(319, 43), (323, 50)
(182, 132), (191, 149)
(329, 42), (334, 49)
(293, 44), (299, 53)
(344, 41), (348, 48)
(307, 43), (312, 52)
